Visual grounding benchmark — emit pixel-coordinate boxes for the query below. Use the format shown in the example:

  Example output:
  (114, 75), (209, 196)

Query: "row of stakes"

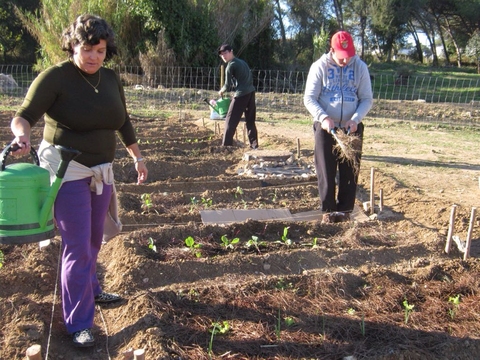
(368, 168), (477, 260)
(26, 344), (146, 360)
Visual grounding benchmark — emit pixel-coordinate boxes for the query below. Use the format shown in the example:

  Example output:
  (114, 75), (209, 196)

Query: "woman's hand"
(135, 161), (148, 184)
(10, 117), (32, 156)
(11, 136), (31, 156)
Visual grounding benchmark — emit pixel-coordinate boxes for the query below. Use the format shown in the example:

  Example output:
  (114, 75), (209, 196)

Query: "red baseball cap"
(331, 31), (355, 58)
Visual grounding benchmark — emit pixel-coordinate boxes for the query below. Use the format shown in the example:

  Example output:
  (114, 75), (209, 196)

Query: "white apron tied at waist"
(37, 140), (122, 242)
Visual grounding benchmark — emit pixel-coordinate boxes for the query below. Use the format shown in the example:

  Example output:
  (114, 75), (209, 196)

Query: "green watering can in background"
(0, 143), (80, 245)
(204, 96), (231, 117)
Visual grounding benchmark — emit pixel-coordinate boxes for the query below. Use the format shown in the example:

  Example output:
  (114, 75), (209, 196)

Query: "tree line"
(1, 0), (480, 72)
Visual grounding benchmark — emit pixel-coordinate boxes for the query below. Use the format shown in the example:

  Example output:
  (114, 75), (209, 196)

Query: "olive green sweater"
(220, 57), (255, 98)
(16, 60), (136, 167)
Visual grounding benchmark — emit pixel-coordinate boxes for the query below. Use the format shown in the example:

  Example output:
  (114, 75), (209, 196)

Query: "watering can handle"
(0, 143), (40, 171)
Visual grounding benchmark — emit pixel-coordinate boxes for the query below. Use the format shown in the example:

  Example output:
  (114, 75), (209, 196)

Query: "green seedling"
(0, 249), (4, 269)
(189, 197), (198, 213)
(448, 294), (461, 319)
(234, 186), (244, 199)
(141, 193), (153, 210)
(208, 321), (230, 355)
(347, 308), (356, 316)
(269, 189), (278, 202)
(220, 234), (240, 250)
(201, 197), (212, 208)
(403, 299), (414, 324)
(147, 237), (157, 253)
(245, 235), (266, 254)
(284, 316), (295, 327)
(275, 278), (292, 290)
(185, 236), (202, 258)
(275, 226), (292, 246)
(275, 308), (282, 338)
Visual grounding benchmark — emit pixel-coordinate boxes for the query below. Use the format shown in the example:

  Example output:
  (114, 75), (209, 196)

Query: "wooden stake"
(133, 348), (145, 360)
(26, 344), (42, 360)
(463, 207), (477, 260)
(379, 189), (383, 212)
(123, 348), (134, 360)
(297, 138), (300, 158)
(445, 204), (457, 254)
(243, 122), (246, 146)
(370, 167), (375, 215)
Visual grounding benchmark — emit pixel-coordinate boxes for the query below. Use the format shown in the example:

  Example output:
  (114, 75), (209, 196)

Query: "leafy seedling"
(189, 197), (198, 213)
(0, 249), (4, 269)
(234, 186), (244, 199)
(208, 321), (230, 355)
(245, 235), (266, 254)
(284, 316), (295, 327)
(141, 193), (158, 214)
(201, 197), (213, 208)
(403, 299), (414, 324)
(448, 294), (461, 319)
(185, 236), (202, 258)
(275, 226), (292, 246)
(147, 237), (157, 253)
(220, 234), (240, 250)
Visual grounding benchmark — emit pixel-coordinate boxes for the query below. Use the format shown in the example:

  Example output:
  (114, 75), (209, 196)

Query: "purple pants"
(54, 177), (112, 334)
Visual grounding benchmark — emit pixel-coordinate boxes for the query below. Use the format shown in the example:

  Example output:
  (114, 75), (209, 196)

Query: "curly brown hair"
(61, 14), (118, 61)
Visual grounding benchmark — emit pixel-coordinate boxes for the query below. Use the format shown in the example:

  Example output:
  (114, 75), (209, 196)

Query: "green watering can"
(0, 143), (80, 245)
(204, 96), (231, 117)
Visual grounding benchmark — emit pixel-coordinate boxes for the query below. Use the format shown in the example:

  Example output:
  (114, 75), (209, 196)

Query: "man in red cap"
(304, 30), (373, 223)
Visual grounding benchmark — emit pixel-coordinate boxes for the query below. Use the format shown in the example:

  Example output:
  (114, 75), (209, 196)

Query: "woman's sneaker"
(94, 292), (122, 304)
(73, 328), (94, 347)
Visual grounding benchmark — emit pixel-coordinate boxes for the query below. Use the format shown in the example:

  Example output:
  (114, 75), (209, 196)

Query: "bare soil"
(1, 103), (480, 360)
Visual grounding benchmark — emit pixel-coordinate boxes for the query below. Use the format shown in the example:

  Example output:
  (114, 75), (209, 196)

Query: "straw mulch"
(333, 129), (362, 175)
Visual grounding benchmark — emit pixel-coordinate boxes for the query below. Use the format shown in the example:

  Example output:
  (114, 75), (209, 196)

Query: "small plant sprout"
(220, 234), (240, 250)
(189, 197), (198, 213)
(0, 249), (4, 269)
(284, 316), (295, 327)
(208, 321), (230, 355)
(141, 193), (154, 213)
(234, 186), (244, 199)
(275, 309), (282, 338)
(448, 294), (461, 319)
(347, 308), (356, 316)
(245, 235), (266, 254)
(276, 226), (292, 246)
(403, 299), (414, 324)
(147, 237), (157, 253)
(360, 313), (365, 336)
(185, 236), (202, 258)
(201, 197), (213, 208)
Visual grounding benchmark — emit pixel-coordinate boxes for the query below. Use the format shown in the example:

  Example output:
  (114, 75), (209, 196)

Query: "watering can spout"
(38, 145), (81, 228)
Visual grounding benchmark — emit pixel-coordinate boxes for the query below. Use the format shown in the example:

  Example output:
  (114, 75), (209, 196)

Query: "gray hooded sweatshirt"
(304, 52), (373, 128)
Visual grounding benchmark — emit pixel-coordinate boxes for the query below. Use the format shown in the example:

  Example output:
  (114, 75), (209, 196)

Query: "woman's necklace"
(76, 68), (101, 93)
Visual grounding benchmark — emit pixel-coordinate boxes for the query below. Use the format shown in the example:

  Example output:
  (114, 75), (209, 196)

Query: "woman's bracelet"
(134, 157), (144, 164)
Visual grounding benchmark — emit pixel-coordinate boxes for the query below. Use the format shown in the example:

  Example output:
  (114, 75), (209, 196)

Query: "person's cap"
(331, 31), (355, 58)
(218, 44), (233, 54)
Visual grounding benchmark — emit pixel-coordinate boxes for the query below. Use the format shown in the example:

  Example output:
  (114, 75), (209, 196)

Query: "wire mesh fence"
(1, 64), (480, 125)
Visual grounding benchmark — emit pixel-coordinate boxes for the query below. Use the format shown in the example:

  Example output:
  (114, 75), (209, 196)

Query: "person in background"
(218, 44), (258, 149)
(304, 30), (373, 223)
(10, 14), (148, 347)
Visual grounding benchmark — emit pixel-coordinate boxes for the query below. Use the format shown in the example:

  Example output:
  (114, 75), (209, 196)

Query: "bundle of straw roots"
(331, 129), (362, 175)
